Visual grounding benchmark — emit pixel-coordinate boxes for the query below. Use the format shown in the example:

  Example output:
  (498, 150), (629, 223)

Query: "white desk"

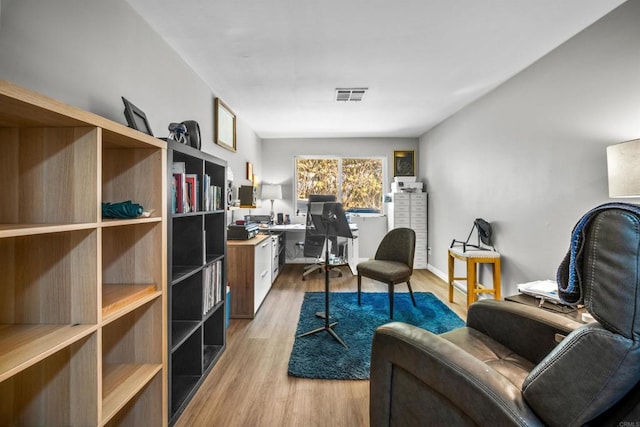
(265, 223), (359, 274)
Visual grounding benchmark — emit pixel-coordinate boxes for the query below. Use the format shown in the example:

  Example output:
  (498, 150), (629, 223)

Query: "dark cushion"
(357, 260), (411, 283)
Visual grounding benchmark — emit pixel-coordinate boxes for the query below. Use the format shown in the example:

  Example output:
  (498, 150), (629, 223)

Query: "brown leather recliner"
(370, 204), (640, 426)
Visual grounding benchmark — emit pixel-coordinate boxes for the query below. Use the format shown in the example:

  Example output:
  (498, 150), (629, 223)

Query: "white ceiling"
(125, 0), (625, 139)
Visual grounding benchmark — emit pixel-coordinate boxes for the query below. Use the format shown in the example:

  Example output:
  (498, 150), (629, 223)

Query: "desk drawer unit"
(228, 235), (272, 318)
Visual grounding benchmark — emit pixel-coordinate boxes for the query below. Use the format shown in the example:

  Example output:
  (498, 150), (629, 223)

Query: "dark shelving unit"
(167, 140), (227, 424)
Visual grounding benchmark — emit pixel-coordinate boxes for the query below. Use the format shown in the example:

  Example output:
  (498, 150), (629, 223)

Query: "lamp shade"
(607, 139), (640, 198)
(261, 184), (282, 200)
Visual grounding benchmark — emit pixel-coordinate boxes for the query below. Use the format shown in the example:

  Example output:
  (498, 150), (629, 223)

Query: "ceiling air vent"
(335, 88), (368, 102)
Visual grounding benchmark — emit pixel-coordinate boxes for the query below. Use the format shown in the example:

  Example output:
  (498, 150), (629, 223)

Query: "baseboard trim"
(427, 264), (447, 283)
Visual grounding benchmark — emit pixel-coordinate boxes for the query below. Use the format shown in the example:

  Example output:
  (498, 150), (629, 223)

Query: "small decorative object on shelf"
(168, 122), (188, 145)
(182, 120), (201, 150)
(101, 200), (144, 219)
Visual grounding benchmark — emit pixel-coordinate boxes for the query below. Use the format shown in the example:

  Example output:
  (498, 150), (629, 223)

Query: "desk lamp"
(261, 183), (282, 222)
(607, 138), (640, 197)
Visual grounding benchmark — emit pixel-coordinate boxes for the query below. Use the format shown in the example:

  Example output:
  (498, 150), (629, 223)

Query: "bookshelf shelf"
(102, 284), (160, 319)
(167, 139), (227, 424)
(0, 324), (96, 382)
(102, 363), (163, 425)
(100, 217), (163, 227)
(0, 80), (167, 425)
(0, 222), (98, 238)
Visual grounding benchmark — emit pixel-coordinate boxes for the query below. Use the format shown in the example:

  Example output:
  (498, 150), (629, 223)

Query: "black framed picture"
(393, 150), (415, 177)
(122, 97), (153, 136)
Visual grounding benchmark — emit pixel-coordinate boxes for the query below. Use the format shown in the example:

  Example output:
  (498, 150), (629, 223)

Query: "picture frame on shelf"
(215, 97), (236, 152)
(246, 162), (253, 180)
(393, 150), (415, 177)
(122, 97), (153, 136)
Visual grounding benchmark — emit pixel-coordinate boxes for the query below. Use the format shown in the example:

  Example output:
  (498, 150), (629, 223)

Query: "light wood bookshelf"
(0, 80), (167, 426)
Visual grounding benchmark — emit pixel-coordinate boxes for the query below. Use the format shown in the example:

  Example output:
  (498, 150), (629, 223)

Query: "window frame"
(293, 155), (386, 213)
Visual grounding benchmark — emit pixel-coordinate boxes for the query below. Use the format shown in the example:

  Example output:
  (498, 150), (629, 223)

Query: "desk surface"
(227, 234), (270, 247)
(267, 223), (358, 232)
(268, 224), (305, 231)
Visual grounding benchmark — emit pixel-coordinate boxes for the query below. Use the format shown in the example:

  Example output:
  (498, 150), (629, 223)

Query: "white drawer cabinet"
(387, 192), (428, 268)
(228, 235), (273, 318)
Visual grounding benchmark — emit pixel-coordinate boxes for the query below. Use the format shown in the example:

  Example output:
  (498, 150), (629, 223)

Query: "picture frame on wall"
(393, 150), (415, 177)
(214, 97), (236, 152)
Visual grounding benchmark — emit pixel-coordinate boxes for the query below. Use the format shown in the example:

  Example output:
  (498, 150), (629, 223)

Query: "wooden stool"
(448, 247), (501, 307)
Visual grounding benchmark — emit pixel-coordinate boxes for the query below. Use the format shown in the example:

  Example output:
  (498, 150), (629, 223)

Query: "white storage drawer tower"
(387, 191), (428, 268)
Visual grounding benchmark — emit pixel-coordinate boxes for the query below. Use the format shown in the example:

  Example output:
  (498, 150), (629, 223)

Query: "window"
(295, 156), (384, 212)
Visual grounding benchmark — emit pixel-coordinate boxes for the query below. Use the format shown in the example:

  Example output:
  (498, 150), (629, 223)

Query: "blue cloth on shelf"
(102, 201), (143, 219)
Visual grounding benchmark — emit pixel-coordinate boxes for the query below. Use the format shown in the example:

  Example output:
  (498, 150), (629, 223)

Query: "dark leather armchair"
(370, 204), (640, 426)
(357, 227), (416, 319)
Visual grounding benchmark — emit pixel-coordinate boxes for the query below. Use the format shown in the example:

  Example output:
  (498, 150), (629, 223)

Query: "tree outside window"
(295, 156), (384, 211)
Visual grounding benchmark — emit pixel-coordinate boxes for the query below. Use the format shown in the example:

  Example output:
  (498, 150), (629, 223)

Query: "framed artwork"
(214, 97), (236, 152)
(393, 150), (415, 177)
(246, 162), (253, 180)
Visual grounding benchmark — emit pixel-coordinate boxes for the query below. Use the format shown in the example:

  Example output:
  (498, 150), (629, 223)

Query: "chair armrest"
(467, 299), (583, 364)
(370, 322), (544, 427)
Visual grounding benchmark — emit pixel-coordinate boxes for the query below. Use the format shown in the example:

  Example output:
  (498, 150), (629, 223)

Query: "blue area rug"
(288, 292), (465, 380)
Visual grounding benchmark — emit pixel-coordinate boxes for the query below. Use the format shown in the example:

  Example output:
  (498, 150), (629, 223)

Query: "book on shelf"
(203, 259), (223, 315)
(172, 162), (186, 214)
(200, 174), (224, 212)
(171, 175), (177, 214)
(185, 174), (198, 213)
(203, 174), (210, 211)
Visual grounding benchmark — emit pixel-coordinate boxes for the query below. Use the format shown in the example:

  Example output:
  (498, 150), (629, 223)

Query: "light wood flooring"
(175, 265), (468, 427)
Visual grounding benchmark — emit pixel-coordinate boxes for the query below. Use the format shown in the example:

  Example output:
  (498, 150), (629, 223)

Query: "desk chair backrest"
(303, 194), (336, 258)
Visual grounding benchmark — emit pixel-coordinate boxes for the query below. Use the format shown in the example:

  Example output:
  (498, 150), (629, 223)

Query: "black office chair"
(301, 194), (342, 280)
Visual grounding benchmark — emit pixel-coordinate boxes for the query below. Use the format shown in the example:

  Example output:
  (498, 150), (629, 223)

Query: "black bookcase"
(167, 140), (227, 424)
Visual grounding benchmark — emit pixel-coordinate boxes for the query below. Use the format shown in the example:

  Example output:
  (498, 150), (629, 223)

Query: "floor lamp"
(297, 201), (353, 348)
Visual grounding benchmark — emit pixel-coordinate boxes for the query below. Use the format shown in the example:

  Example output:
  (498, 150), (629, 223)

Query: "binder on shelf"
(203, 259), (223, 315)
(185, 174), (198, 212)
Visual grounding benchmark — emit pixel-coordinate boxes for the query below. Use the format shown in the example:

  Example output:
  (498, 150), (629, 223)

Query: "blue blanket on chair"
(557, 202), (640, 305)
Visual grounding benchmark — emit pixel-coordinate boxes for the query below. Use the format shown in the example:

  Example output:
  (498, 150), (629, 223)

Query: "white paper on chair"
(517, 280), (562, 304)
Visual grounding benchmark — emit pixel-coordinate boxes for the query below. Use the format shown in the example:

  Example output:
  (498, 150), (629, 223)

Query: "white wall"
(260, 137), (419, 221)
(0, 0), (261, 190)
(420, 0), (640, 296)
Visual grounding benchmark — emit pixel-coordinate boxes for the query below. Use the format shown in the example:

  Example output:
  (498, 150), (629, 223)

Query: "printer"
(391, 176), (424, 193)
(227, 222), (260, 240)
